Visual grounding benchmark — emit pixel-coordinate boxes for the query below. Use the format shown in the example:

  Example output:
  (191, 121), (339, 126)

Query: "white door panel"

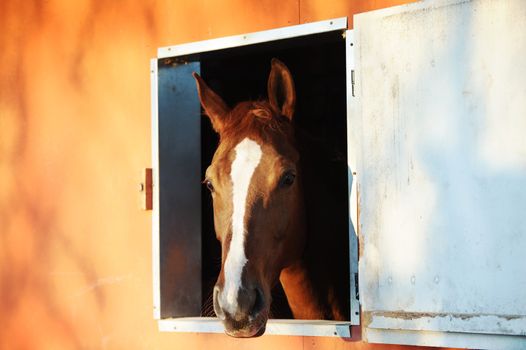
(352, 0), (526, 347)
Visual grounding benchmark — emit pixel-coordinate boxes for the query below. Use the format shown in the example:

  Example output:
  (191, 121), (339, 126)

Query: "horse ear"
(268, 58), (296, 121)
(193, 72), (230, 134)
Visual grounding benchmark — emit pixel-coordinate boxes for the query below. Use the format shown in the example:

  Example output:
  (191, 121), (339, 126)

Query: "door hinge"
(354, 272), (360, 301)
(351, 70), (356, 97)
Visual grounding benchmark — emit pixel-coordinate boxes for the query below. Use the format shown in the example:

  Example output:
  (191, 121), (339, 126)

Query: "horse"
(193, 59), (349, 337)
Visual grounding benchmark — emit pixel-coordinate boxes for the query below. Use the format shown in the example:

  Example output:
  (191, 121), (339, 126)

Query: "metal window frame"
(151, 17), (360, 337)
(157, 17), (347, 58)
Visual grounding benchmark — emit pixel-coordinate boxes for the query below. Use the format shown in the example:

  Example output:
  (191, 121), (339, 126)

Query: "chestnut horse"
(193, 59), (349, 337)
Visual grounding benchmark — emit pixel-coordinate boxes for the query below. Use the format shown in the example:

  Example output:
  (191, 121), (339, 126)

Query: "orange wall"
(0, 1), (456, 349)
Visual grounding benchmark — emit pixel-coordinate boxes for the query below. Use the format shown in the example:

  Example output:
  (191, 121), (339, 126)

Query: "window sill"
(158, 317), (352, 337)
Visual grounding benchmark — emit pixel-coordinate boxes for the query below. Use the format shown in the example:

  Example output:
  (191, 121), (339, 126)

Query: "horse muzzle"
(213, 284), (269, 337)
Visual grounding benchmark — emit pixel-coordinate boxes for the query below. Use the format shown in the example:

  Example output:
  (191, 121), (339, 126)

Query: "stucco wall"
(0, 0), (457, 349)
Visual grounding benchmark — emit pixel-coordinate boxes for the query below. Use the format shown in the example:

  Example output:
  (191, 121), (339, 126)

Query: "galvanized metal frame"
(151, 17), (359, 337)
(346, 29), (361, 327)
(157, 17), (347, 58)
(150, 59), (161, 319)
(158, 318), (352, 337)
(365, 328), (526, 349)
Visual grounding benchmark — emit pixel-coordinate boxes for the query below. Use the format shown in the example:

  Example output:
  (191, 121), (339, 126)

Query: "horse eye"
(204, 179), (214, 192)
(279, 171), (296, 188)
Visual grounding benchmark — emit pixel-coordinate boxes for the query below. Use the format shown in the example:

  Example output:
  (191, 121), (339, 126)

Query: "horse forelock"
(219, 101), (292, 141)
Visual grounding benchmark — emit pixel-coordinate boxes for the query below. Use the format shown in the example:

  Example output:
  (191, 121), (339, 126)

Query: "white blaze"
(223, 137), (262, 314)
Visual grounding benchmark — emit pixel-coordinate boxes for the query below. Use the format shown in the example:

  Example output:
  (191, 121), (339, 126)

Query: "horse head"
(193, 59), (305, 337)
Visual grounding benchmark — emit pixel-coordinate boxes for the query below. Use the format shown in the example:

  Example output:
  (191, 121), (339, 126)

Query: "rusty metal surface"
(364, 311), (526, 336)
(140, 168), (153, 211)
(346, 29), (361, 327)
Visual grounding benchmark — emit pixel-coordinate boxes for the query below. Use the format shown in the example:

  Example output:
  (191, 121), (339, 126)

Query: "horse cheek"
(213, 197), (232, 241)
(268, 196), (295, 268)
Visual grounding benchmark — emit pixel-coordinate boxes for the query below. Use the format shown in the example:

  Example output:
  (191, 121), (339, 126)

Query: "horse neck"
(280, 252), (347, 321)
(279, 260), (328, 320)
(279, 130), (349, 321)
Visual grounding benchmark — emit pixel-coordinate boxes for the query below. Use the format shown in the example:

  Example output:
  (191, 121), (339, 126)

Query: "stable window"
(152, 1), (526, 346)
(150, 18), (360, 337)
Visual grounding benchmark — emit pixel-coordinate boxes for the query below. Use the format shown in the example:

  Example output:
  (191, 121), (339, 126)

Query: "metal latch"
(140, 168), (153, 210)
(354, 272), (359, 301)
(351, 70), (355, 97)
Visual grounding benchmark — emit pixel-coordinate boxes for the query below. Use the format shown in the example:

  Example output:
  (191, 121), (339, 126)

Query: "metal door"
(152, 60), (203, 319)
(350, 0), (526, 348)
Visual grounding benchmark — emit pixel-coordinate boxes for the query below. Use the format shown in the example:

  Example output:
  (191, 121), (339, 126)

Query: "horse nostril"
(213, 286), (226, 320)
(250, 287), (265, 317)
